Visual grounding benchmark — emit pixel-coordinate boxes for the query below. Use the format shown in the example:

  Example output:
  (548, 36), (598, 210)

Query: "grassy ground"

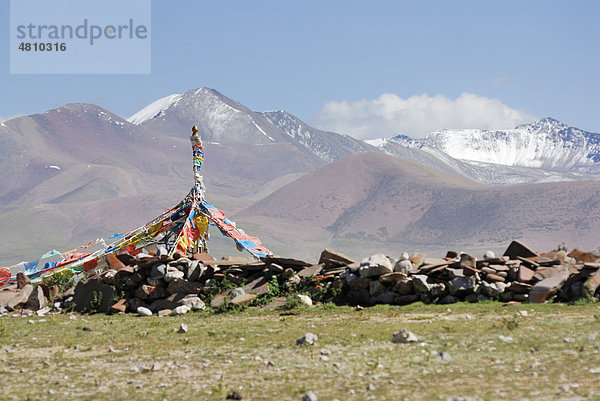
(1, 302), (600, 401)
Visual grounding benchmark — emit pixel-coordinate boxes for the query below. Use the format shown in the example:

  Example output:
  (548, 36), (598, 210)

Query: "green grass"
(1, 302), (600, 400)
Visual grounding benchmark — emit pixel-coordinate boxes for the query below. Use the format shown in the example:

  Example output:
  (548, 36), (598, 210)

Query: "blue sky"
(1, 0), (599, 138)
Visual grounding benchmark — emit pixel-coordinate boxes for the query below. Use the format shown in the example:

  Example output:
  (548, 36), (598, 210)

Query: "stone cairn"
(1, 240), (600, 316)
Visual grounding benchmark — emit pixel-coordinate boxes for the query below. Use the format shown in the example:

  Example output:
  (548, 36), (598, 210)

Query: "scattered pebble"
(177, 323), (189, 333)
(172, 305), (190, 315)
(392, 329), (418, 343)
(226, 390), (243, 400)
(498, 335), (513, 343)
(137, 306), (152, 317)
(296, 332), (318, 346)
(302, 390), (318, 401)
(558, 384), (571, 393)
(297, 294), (313, 307)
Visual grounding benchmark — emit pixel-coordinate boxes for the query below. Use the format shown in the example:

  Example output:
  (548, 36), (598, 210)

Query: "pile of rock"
(342, 241), (600, 306)
(61, 249), (348, 316)
(1, 241), (599, 315)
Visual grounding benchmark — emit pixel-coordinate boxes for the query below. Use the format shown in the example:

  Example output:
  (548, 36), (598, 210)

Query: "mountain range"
(367, 118), (600, 185)
(1, 88), (598, 265)
(238, 152), (600, 259)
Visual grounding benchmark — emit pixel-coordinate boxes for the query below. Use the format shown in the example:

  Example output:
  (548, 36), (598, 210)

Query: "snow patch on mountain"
(250, 119), (275, 142)
(392, 118), (600, 171)
(364, 138), (389, 147)
(370, 118), (600, 185)
(262, 110), (375, 163)
(128, 94), (182, 125)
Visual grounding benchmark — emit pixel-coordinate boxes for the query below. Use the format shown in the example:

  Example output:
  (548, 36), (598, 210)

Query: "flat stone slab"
(379, 272), (409, 284)
(230, 293), (257, 306)
(0, 290), (17, 308)
(263, 257), (311, 270)
(297, 264), (324, 278)
(518, 265), (535, 282)
(243, 277), (270, 295)
(318, 248), (356, 266)
(210, 294), (227, 308)
(7, 285), (33, 310)
(504, 241), (538, 259)
(263, 296), (287, 309)
(529, 266), (570, 303)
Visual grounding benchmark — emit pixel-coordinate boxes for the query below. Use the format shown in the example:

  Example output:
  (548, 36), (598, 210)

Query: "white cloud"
(312, 92), (537, 139)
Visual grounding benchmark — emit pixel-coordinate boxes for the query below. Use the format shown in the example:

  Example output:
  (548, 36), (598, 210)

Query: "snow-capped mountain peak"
(370, 118), (600, 186)
(125, 88), (373, 163)
(516, 117), (567, 131)
(402, 119), (600, 170)
(128, 93), (182, 125)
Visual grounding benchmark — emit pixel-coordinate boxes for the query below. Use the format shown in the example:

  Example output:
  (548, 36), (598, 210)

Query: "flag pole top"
(191, 125), (199, 136)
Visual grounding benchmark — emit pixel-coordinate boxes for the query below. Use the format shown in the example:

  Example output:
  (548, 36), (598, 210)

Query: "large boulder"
(72, 277), (116, 313)
(480, 281), (505, 298)
(7, 284), (34, 310)
(25, 286), (48, 311)
(0, 291), (17, 308)
(503, 241), (538, 259)
(185, 260), (206, 281)
(529, 266), (570, 303)
(392, 277), (414, 295)
(448, 276), (479, 297)
(16, 272), (30, 289)
(359, 254), (393, 278)
(318, 248), (356, 267)
(164, 266), (185, 282)
(584, 265), (600, 295)
(242, 277), (270, 295)
(411, 275), (432, 295)
(394, 259), (413, 274)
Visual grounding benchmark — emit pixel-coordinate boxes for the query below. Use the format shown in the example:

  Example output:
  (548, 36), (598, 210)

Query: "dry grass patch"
(1, 302), (600, 400)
